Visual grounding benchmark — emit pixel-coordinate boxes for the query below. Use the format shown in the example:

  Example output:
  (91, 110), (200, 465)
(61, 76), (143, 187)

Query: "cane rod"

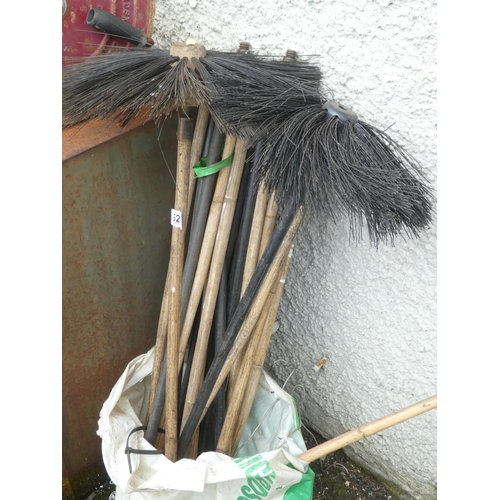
(177, 206), (303, 459)
(180, 138), (248, 457)
(147, 105), (210, 425)
(258, 193), (278, 259)
(162, 108), (195, 461)
(241, 184), (269, 297)
(299, 395), (437, 463)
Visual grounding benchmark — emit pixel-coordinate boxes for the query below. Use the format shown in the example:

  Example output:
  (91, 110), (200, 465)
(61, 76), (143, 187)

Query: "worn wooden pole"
(299, 395), (437, 463)
(258, 193), (278, 259)
(241, 185), (269, 294)
(147, 105), (208, 424)
(162, 109), (195, 461)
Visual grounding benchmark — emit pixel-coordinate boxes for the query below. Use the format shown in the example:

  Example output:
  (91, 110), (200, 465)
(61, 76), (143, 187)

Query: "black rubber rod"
(181, 121), (224, 324)
(227, 144), (261, 319)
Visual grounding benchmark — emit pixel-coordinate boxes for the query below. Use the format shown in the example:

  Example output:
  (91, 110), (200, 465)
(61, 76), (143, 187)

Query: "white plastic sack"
(97, 347), (314, 500)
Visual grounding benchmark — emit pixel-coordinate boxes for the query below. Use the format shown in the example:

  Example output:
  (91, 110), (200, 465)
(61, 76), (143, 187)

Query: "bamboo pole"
(180, 138), (248, 457)
(147, 106), (209, 423)
(298, 395), (437, 463)
(162, 111), (194, 461)
(258, 194), (278, 259)
(241, 185), (269, 293)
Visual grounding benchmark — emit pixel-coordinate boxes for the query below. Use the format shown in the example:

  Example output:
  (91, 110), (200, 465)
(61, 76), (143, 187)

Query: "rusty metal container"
(62, 116), (176, 499)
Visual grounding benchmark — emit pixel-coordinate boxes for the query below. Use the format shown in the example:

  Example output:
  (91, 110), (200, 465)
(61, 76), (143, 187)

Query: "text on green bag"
(235, 454), (277, 500)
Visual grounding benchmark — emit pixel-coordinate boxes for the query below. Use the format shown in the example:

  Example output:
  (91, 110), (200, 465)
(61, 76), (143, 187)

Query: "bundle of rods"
(62, 41), (434, 462)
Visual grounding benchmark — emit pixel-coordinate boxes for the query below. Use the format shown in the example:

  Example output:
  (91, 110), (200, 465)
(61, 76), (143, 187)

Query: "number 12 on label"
(171, 209), (182, 229)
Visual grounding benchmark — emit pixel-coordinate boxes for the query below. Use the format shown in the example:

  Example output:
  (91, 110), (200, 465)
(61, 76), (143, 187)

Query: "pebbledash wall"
(153, 1), (437, 499)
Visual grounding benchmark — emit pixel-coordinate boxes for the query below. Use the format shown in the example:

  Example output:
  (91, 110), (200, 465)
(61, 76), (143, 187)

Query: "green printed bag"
(97, 348), (314, 499)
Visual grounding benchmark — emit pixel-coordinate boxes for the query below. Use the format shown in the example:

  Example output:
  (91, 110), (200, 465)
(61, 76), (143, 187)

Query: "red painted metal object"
(62, 0), (155, 66)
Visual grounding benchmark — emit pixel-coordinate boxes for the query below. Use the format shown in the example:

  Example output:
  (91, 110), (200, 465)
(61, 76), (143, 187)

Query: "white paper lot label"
(171, 209), (182, 229)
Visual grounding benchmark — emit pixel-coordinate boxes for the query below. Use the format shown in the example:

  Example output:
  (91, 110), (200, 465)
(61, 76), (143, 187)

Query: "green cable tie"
(193, 152), (234, 178)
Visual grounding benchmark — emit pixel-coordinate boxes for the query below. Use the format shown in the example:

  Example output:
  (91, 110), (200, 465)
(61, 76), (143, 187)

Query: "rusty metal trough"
(62, 116), (177, 499)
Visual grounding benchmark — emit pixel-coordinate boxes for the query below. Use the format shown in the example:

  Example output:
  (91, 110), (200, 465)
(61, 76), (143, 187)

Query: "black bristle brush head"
(195, 52), (323, 138)
(62, 45), (324, 133)
(252, 100), (435, 246)
(62, 48), (208, 127)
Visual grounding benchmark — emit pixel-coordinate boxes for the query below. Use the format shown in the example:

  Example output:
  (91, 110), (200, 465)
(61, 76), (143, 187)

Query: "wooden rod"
(241, 185), (269, 293)
(162, 111), (194, 461)
(259, 193), (278, 259)
(298, 395), (437, 463)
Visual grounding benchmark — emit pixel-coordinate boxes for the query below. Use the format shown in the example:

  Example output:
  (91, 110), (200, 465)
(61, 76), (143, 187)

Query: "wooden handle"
(259, 193), (278, 260)
(147, 105), (208, 422)
(298, 395), (437, 463)
(163, 112), (195, 461)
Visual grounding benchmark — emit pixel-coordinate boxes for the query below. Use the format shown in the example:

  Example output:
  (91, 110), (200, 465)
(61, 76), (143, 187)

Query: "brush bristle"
(254, 104), (435, 246)
(62, 47), (323, 130)
(198, 53), (323, 137)
(62, 48), (211, 126)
